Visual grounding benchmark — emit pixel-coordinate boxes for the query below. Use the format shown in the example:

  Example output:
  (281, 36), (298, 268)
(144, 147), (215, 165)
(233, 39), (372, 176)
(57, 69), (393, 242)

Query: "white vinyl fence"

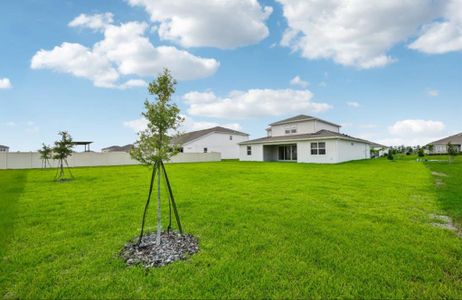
(0, 152), (221, 169)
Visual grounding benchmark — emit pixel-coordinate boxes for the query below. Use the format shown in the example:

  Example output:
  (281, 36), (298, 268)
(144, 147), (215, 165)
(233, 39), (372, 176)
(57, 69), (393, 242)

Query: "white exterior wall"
(270, 120), (339, 137)
(239, 144), (263, 161)
(182, 132), (248, 159)
(238, 139), (370, 163)
(432, 144), (448, 154)
(313, 120), (340, 133)
(337, 140), (370, 162)
(297, 140), (339, 164)
(0, 152), (221, 169)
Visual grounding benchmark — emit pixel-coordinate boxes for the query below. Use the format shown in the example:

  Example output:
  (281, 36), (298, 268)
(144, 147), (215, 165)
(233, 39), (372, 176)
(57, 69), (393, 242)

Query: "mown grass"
(424, 155), (462, 225)
(1, 159), (461, 298)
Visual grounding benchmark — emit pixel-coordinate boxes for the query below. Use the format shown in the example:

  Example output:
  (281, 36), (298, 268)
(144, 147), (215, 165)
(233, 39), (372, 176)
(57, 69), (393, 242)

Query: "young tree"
(417, 147), (425, 158)
(53, 131), (74, 181)
(447, 142), (458, 163)
(38, 143), (53, 168)
(131, 69), (184, 246)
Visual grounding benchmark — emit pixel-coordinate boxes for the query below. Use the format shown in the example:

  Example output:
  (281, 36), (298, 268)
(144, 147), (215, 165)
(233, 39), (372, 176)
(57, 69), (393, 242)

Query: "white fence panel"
(0, 152), (221, 169)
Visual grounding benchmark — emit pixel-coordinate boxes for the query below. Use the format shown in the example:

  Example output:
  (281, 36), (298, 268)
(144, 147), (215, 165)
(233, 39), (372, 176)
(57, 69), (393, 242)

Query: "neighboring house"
(369, 142), (389, 157)
(101, 144), (134, 153)
(0, 145), (9, 152)
(171, 126), (249, 159)
(427, 132), (462, 154)
(239, 114), (371, 164)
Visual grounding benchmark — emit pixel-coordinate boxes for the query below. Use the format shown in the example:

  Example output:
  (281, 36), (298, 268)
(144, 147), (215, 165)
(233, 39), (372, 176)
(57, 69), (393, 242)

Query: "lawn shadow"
(0, 170), (29, 258)
(424, 159), (462, 227)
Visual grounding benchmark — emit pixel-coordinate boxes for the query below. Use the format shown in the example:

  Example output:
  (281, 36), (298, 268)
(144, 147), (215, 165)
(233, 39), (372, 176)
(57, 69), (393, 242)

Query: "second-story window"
(285, 125), (297, 134)
(229, 135), (233, 140)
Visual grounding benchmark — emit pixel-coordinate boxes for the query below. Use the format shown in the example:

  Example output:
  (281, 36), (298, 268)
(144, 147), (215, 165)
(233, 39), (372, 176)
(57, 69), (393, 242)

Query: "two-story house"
(239, 115), (371, 163)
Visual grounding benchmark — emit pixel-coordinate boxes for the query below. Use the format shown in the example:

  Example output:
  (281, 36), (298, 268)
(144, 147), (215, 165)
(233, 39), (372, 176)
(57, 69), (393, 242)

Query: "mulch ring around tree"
(121, 231), (199, 268)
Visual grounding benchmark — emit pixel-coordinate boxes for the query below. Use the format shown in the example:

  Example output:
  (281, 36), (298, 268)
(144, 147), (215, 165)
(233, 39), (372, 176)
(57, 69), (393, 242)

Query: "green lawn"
(1, 159), (461, 298)
(425, 155), (462, 226)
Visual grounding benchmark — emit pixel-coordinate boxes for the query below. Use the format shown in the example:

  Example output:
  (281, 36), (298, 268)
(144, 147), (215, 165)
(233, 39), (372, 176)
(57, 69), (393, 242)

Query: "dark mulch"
(120, 231), (199, 268)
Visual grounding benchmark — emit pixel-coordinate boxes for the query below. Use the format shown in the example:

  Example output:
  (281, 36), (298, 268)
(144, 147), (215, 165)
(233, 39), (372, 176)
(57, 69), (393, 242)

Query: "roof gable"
(172, 126), (248, 145)
(428, 132), (462, 145)
(269, 114), (341, 128)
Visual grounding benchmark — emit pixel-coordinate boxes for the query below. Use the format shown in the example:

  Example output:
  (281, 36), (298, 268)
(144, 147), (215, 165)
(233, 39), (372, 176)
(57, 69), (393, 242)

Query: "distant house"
(427, 133), (462, 154)
(101, 144), (134, 153)
(239, 114), (371, 164)
(369, 142), (389, 157)
(171, 126), (249, 159)
(0, 145), (9, 152)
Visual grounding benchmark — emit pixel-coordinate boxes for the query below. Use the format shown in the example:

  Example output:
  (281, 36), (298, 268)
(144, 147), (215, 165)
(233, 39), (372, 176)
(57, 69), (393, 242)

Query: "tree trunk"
(156, 162), (162, 245)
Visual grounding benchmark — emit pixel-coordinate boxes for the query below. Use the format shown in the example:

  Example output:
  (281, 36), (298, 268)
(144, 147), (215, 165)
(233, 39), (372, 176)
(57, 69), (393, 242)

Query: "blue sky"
(1, 0), (461, 151)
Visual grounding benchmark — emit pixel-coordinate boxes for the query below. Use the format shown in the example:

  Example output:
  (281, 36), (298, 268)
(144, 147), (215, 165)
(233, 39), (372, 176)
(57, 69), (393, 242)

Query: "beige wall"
(270, 120), (340, 137)
(0, 152), (221, 169)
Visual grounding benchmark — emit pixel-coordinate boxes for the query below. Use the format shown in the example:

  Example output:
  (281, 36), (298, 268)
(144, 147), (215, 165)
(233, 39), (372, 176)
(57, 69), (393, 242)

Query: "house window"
(285, 125), (297, 135)
(179, 147), (184, 153)
(311, 142), (326, 155)
(247, 146), (252, 155)
(203, 148), (208, 153)
(319, 142), (326, 155)
(229, 135), (233, 140)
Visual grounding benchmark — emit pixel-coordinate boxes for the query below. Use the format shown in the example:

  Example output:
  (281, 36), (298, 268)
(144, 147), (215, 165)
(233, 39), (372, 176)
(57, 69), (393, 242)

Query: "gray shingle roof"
(369, 142), (388, 148)
(0, 145), (8, 148)
(239, 130), (371, 145)
(171, 126), (248, 145)
(427, 132), (462, 145)
(269, 114), (341, 127)
(102, 144), (133, 152)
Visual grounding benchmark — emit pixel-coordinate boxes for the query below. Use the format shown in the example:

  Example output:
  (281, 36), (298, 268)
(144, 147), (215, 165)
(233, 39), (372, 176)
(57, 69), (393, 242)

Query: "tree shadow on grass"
(0, 170), (28, 258)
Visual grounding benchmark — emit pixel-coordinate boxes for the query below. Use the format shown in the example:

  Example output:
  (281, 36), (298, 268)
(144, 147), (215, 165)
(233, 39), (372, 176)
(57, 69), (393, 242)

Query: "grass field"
(1, 158), (461, 298)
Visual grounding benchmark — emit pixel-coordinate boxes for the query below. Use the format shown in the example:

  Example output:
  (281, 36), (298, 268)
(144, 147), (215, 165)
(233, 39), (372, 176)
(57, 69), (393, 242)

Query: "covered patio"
(263, 144), (297, 162)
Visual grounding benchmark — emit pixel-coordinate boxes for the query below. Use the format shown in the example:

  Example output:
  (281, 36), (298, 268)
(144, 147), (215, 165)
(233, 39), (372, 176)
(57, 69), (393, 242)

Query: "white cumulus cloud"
(290, 75), (308, 88)
(0, 78), (12, 89)
(277, 0), (461, 68)
(123, 115), (241, 133)
(383, 119), (446, 145)
(68, 12), (114, 31)
(123, 118), (149, 132)
(409, 0), (462, 54)
(183, 89), (332, 118)
(31, 14), (219, 88)
(347, 101), (360, 108)
(127, 0), (272, 49)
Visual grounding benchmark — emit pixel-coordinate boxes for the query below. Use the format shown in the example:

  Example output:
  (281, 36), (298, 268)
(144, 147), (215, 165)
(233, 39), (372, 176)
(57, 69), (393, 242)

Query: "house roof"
(369, 142), (388, 148)
(427, 132), (462, 145)
(0, 145), (8, 148)
(269, 114), (341, 128)
(239, 129), (371, 145)
(102, 144), (133, 152)
(171, 126), (249, 145)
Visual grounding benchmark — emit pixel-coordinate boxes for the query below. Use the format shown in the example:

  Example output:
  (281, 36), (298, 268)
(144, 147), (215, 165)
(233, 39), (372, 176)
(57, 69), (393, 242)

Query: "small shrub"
(387, 151), (394, 160)
(417, 148), (425, 157)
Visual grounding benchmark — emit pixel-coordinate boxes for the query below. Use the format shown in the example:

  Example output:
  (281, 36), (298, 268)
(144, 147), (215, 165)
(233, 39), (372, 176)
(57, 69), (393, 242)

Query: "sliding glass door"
(278, 145), (297, 161)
